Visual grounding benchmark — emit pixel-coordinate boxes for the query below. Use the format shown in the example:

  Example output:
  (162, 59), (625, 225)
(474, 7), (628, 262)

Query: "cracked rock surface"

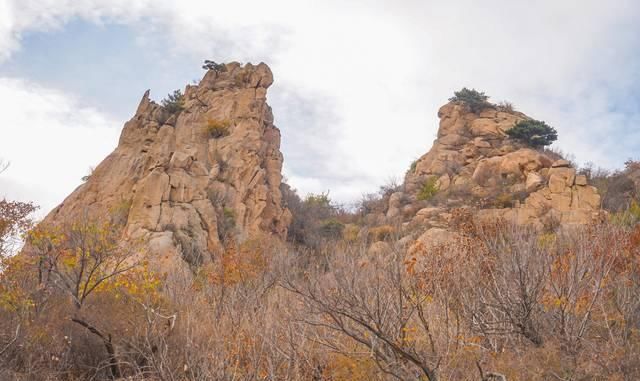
(42, 62), (292, 272)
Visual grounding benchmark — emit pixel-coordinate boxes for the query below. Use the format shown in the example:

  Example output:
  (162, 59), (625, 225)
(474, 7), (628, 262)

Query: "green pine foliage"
(417, 177), (439, 201)
(449, 88), (491, 113)
(506, 119), (558, 148)
(161, 89), (185, 114)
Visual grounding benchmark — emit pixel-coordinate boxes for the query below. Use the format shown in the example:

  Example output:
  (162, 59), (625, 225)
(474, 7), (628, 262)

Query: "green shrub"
(218, 207), (237, 242)
(223, 207), (235, 221)
(417, 177), (439, 201)
(506, 119), (558, 148)
(611, 199), (640, 226)
(161, 90), (185, 113)
(304, 193), (332, 208)
(449, 88), (491, 113)
(206, 119), (231, 138)
(319, 219), (345, 239)
(202, 60), (226, 72)
(406, 159), (418, 176)
(367, 225), (395, 242)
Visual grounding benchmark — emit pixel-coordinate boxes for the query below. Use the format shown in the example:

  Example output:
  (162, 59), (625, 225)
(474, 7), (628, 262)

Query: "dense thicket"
(0, 202), (639, 380)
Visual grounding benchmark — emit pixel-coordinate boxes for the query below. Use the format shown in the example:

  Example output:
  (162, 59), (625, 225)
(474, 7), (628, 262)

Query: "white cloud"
(0, 77), (120, 215)
(1, 0), (639, 208)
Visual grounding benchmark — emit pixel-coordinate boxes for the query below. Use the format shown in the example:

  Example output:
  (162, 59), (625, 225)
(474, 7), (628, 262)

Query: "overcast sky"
(0, 0), (639, 215)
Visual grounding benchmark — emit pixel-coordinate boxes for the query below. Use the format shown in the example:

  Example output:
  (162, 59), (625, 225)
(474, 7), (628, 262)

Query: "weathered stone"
(436, 174), (451, 191)
(500, 149), (552, 177)
(473, 137), (491, 148)
(415, 207), (444, 220)
(573, 185), (601, 209)
(548, 167), (576, 193)
(39, 63), (291, 273)
(374, 99), (601, 252)
(386, 207), (401, 219)
(575, 174), (588, 186)
(525, 172), (544, 192)
(409, 228), (463, 260)
(388, 192), (405, 208)
(552, 159), (571, 168)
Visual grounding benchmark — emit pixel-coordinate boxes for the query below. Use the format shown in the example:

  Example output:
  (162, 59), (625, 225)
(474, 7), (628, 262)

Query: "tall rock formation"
(43, 62), (291, 271)
(372, 100), (602, 248)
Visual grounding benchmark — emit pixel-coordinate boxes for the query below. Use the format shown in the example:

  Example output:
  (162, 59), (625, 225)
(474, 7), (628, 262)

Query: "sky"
(0, 0), (639, 216)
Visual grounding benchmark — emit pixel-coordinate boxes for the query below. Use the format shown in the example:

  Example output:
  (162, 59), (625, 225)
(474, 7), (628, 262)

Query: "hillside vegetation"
(1, 76), (639, 380)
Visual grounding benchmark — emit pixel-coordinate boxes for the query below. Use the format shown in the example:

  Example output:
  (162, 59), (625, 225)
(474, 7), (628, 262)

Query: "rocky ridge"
(42, 62), (291, 271)
(369, 101), (602, 249)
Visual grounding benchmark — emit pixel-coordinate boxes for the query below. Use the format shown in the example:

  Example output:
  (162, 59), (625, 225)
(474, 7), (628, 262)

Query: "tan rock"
(575, 174), (588, 186)
(472, 156), (503, 185)
(573, 185), (601, 209)
(473, 137), (491, 148)
(550, 191), (573, 212)
(38, 63), (291, 273)
(502, 149), (553, 175)
(415, 228), (457, 247)
(552, 159), (571, 168)
(388, 192), (405, 208)
(415, 207), (444, 220)
(525, 172), (544, 192)
(389, 99), (602, 239)
(436, 174), (451, 191)
(548, 167), (576, 193)
(410, 228), (463, 259)
(386, 207), (401, 219)
(470, 118), (502, 136)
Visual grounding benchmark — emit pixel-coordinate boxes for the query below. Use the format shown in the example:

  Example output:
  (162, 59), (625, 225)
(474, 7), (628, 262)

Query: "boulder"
(551, 159), (572, 168)
(525, 172), (545, 192)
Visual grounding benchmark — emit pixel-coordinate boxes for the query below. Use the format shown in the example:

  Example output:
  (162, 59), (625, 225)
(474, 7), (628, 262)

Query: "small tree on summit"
(202, 60), (226, 72)
(449, 87), (491, 113)
(506, 119), (558, 148)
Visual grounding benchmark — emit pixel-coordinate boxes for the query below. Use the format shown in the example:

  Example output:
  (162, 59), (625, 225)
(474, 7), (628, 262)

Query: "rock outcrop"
(42, 62), (291, 271)
(374, 101), (602, 249)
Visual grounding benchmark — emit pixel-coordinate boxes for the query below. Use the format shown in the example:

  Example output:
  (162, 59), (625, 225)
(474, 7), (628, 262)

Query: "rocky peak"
(382, 100), (601, 236)
(43, 62), (291, 272)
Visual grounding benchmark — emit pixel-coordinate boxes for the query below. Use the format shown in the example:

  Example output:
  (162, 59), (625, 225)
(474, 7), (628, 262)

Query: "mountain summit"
(360, 97), (603, 253)
(42, 62), (292, 271)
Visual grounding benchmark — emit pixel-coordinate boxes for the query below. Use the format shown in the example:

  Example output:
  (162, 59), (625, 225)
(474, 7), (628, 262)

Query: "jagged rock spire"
(43, 62), (291, 272)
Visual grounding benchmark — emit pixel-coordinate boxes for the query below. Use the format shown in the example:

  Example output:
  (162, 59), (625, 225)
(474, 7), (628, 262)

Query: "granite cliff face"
(43, 62), (291, 271)
(368, 101), (602, 250)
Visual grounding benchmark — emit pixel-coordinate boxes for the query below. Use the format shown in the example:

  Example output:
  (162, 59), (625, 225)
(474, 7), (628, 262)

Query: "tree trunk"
(71, 317), (121, 379)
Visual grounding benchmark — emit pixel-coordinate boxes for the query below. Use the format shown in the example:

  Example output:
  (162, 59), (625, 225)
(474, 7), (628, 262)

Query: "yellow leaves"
(27, 224), (63, 249)
(94, 263), (163, 304)
(205, 118), (231, 138)
(324, 353), (378, 381)
(0, 285), (34, 312)
(0, 255), (37, 313)
(537, 232), (556, 248)
(542, 295), (568, 311)
(207, 240), (267, 286)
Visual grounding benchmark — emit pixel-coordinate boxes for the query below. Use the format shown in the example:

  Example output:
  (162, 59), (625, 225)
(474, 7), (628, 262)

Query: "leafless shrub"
(2, 203), (639, 380)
